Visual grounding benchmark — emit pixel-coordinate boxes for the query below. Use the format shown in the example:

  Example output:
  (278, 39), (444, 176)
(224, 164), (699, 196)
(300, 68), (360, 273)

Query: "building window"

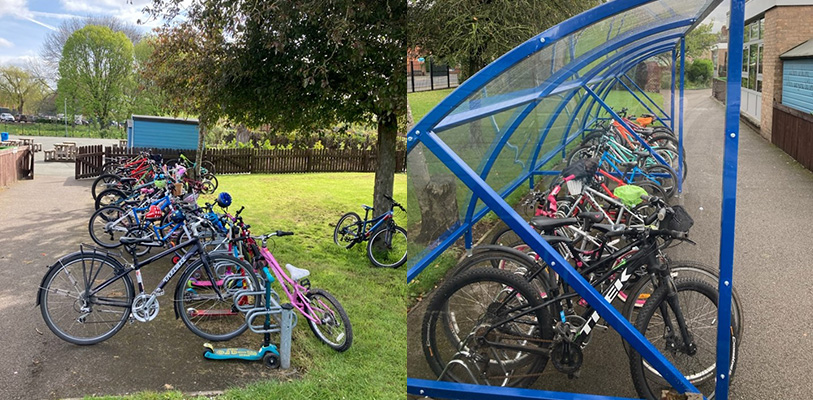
(741, 17), (764, 92)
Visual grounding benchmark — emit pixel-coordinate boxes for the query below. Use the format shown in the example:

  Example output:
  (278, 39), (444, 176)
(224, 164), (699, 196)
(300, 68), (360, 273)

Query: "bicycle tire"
(202, 173), (218, 192)
(629, 277), (738, 400)
(640, 164), (677, 199)
(39, 252), (134, 345)
(333, 212), (362, 249)
(566, 144), (597, 166)
(91, 173), (123, 200)
(88, 206), (133, 248)
(101, 161), (121, 175)
(366, 225), (408, 268)
(202, 161), (216, 175)
(176, 254), (260, 341)
(94, 188), (128, 210)
(305, 288), (353, 352)
(621, 260), (744, 342)
(422, 267), (553, 388)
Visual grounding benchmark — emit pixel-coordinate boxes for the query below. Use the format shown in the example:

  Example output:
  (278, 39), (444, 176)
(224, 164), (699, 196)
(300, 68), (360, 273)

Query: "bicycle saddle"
(529, 217), (579, 231)
(576, 212), (604, 224)
(362, 204), (373, 211)
(634, 150), (651, 158)
(285, 264), (310, 281)
(120, 177), (137, 185)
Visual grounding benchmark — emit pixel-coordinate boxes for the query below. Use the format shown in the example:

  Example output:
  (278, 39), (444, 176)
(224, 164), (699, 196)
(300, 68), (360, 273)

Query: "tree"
(144, 0), (405, 215)
(409, 0), (600, 81)
(0, 65), (45, 114)
(685, 22), (718, 60)
(57, 25), (134, 133)
(42, 16), (141, 74)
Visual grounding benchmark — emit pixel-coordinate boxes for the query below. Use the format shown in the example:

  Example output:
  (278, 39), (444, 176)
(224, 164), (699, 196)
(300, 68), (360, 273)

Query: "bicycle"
(229, 221), (353, 352)
(333, 195), (408, 268)
(422, 201), (739, 399)
(37, 217), (261, 345)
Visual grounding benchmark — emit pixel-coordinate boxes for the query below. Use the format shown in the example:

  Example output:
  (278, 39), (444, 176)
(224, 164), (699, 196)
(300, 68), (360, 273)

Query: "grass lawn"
(603, 90), (665, 120)
(408, 89), (454, 123)
(0, 122), (126, 139)
(90, 172), (406, 400)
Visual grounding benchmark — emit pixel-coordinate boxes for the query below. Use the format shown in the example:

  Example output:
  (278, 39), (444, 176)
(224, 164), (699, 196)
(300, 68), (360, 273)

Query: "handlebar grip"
(236, 205), (245, 216)
(276, 230), (294, 237)
(605, 228), (628, 238)
(644, 210), (659, 225)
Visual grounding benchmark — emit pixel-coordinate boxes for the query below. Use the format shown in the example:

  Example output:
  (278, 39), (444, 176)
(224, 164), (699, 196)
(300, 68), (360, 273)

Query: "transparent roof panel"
(408, 0), (721, 275)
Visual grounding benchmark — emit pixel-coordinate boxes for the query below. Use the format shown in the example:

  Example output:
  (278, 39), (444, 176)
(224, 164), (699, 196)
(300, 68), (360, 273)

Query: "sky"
(0, 0), (733, 67)
(0, 0), (159, 66)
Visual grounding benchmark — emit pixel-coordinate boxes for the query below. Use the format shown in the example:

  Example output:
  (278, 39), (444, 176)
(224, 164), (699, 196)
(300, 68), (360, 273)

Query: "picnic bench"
(45, 142), (78, 161)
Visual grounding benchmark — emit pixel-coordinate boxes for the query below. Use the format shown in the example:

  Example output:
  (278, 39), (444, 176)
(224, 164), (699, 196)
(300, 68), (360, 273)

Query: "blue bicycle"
(333, 195), (407, 268)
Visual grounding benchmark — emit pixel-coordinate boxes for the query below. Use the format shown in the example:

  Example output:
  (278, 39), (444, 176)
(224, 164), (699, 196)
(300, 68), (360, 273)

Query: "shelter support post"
(671, 47), (677, 132)
(678, 37), (686, 192)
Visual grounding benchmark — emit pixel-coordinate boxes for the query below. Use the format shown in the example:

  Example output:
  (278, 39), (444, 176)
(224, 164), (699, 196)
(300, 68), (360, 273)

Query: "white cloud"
(0, 0), (58, 31)
(0, 38), (12, 48)
(0, 53), (39, 67)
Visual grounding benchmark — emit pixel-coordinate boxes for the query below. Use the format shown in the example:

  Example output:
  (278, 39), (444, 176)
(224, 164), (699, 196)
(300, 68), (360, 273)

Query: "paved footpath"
(0, 142), (284, 399)
(408, 89), (813, 399)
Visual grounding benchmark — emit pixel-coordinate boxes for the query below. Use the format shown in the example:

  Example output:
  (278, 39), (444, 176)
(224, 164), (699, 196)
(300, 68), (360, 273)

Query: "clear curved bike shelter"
(406, 0), (745, 398)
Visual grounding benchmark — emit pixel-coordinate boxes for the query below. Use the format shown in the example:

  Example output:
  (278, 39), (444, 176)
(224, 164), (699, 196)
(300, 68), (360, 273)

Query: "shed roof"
(780, 37), (813, 59)
(132, 115), (199, 125)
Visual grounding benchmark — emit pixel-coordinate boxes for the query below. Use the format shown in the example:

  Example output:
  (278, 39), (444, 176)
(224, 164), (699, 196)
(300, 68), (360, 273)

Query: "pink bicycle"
(232, 221), (352, 352)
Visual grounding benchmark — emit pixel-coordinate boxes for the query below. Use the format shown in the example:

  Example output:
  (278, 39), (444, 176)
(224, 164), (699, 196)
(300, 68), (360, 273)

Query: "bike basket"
(663, 205), (694, 233)
(612, 185), (648, 207)
(171, 183), (184, 196)
(561, 158), (599, 181)
(565, 179), (583, 196)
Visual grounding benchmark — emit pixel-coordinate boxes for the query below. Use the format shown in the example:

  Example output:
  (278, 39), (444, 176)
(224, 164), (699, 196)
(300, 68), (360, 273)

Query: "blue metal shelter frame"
(406, 0), (744, 398)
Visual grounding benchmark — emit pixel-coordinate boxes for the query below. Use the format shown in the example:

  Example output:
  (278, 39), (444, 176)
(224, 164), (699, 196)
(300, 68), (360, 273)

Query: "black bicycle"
(37, 221), (261, 345)
(333, 195), (408, 268)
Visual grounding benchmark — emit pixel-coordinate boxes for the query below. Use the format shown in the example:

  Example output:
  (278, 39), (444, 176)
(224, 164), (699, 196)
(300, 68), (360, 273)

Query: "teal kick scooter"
(202, 265), (293, 368)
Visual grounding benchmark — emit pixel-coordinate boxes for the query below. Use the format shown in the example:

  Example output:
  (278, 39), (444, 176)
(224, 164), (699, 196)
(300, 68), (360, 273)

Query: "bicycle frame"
(359, 209), (394, 240)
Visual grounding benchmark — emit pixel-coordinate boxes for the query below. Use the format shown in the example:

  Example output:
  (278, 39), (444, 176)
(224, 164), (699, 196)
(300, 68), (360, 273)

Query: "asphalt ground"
(407, 89), (813, 399)
(0, 143), (291, 399)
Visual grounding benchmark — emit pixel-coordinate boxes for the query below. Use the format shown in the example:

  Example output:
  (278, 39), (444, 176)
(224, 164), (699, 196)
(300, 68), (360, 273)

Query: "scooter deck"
(203, 343), (279, 361)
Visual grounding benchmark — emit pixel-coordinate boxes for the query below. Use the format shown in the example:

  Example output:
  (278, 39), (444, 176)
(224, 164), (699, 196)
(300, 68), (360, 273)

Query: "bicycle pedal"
(595, 324), (609, 331)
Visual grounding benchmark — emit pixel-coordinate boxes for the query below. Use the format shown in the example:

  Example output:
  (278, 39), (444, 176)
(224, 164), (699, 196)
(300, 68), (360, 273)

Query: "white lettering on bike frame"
(157, 248), (197, 289)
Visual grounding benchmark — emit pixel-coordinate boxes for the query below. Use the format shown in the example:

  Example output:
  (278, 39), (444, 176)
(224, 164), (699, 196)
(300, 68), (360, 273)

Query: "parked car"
(15, 114), (29, 123)
(0, 113), (15, 122)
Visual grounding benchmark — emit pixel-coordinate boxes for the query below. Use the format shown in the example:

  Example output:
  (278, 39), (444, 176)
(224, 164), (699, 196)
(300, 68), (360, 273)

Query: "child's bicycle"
(333, 195), (408, 268)
(227, 218), (353, 352)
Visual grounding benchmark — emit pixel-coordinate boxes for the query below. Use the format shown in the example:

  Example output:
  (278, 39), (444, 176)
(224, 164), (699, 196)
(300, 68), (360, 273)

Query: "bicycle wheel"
(629, 278), (738, 400)
(366, 225), (407, 268)
(88, 206), (133, 248)
(95, 188), (128, 210)
(202, 173), (218, 192)
(202, 161), (216, 175)
(101, 161), (121, 175)
(91, 173), (123, 200)
(333, 212), (362, 249)
(422, 267), (553, 388)
(640, 164), (677, 199)
(305, 288), (353, 352)
(39, 252), (134, 345)
(176, 254), (261, 341)
(621, 260), (744, 341)
(566, 144), (597, 166)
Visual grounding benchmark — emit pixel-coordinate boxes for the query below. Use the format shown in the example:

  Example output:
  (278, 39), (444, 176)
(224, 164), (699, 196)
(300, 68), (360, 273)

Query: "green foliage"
(0, 121), (126, 139)
(685, 23), (718, 60)
(687, 59), (714, 86)
(57, 25), (134, 135)
(0, 65), (48, 115)
(409, 0), (600, 80)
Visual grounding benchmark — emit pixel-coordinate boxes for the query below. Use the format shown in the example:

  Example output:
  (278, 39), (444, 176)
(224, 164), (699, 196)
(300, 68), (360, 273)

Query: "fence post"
(446, 65), (451, 88)
(429, 59), (434, 91)
(410, 60), (416, 93)
(306, 149), (312, 172)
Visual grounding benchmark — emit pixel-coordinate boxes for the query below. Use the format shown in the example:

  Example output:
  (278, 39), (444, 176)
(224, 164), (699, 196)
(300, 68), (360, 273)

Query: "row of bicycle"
(417, 115), (741, 400)
(37, 152), (353, 368)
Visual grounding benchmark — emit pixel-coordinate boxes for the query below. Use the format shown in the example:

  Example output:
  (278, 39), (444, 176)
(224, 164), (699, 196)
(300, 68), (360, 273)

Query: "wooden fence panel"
(772, 102), (813, 172)
(75, 145), (405, 178)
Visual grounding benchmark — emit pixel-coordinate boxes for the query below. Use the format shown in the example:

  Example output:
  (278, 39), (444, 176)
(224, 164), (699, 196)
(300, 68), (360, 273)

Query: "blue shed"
(780, 38), (813, 114)
(127, 115), (200, 150)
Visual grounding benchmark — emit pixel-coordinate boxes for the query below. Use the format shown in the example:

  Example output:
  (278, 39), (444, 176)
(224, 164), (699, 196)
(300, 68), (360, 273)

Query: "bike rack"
(232, 287), (296, 369)
(407, 0), (744, 398)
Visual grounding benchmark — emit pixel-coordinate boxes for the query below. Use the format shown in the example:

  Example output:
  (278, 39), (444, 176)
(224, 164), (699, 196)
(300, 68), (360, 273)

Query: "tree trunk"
(195, 124), (205, 177)
(373, 112), (397, 217)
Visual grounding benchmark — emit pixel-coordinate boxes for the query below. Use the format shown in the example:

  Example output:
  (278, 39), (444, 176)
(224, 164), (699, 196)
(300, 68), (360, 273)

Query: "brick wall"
(760, 6), (813, 140)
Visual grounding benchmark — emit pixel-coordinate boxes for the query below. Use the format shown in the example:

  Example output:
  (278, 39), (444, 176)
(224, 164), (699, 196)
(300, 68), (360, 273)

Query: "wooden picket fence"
(76, 146), (406, 179)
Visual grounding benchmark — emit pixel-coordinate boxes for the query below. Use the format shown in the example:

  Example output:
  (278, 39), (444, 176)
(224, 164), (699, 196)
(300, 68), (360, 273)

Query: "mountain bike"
(333, 195), (408, 268)
(37, 228), (261, 345)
